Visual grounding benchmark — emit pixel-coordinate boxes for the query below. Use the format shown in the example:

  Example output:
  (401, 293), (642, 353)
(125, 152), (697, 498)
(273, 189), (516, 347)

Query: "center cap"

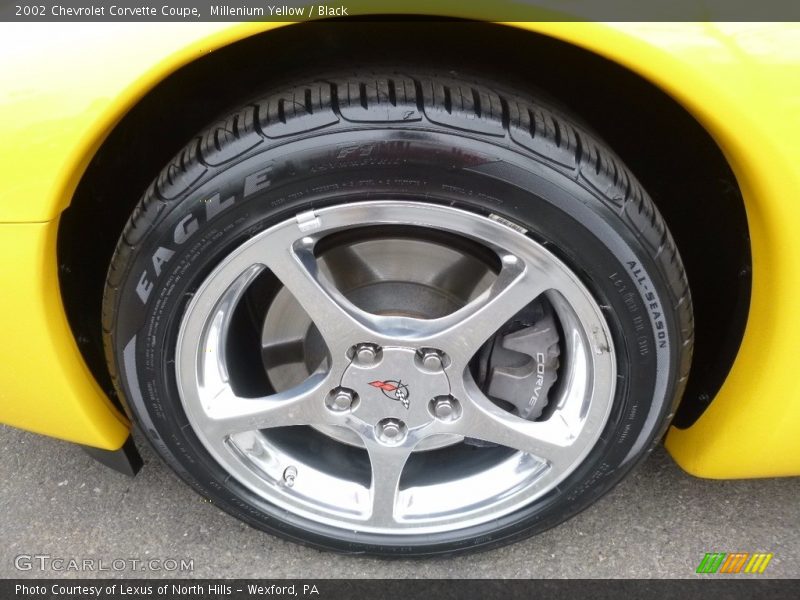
(340, 346), (451, 428)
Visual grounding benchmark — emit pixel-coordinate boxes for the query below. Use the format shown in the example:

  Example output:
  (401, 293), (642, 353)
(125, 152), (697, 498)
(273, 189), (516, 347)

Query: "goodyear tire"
(103, 68), (693, 556)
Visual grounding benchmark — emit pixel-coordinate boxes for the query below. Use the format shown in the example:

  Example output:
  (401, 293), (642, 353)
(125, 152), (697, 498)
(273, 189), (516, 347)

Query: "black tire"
(102, 68), (693, 556)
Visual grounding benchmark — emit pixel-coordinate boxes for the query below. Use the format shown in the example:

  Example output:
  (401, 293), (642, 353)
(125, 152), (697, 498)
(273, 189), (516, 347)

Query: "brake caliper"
(483, 305), (561, 421)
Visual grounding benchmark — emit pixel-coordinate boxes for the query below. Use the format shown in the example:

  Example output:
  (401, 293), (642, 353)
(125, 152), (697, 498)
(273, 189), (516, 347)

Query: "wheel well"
(58, 21), (750, 427)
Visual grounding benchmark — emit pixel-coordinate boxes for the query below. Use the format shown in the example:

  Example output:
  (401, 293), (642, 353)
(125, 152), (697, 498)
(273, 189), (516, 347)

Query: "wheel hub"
(337, 346), (453, 435)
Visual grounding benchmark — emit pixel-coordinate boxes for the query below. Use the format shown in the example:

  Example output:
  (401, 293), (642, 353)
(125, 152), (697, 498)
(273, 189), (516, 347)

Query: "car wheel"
(103, 68), (693, 556)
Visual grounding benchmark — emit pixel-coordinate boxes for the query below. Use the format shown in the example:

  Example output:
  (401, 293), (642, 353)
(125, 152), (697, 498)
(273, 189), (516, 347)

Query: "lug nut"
(382, 422), (401, 438)
(334, 390), (354, 410)
(356, 345), (377, 365)
(431, 396), (461, 422)
(418, 348), (447, 372)
(326, 387), (358, 412)
(376, 418), (407, 445)
(352, 343), (381, 366)
(422, 351), (441, 370)
(434, 398), (454, 419)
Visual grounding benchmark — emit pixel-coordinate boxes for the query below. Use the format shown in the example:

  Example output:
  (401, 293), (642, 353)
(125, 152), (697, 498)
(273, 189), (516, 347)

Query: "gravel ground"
(1, 424), (797, 579)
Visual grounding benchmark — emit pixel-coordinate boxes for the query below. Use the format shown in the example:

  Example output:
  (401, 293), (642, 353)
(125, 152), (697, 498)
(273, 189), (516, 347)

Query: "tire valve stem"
(282, 466), (298, 488)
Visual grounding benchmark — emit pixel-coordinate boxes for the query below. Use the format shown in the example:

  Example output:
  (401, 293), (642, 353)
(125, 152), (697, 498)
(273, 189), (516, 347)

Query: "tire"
(102, 68), (693, 556)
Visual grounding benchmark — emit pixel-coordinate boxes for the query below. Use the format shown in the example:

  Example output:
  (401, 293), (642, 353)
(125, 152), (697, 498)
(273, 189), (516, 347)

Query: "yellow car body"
(1, 19), (799, 479)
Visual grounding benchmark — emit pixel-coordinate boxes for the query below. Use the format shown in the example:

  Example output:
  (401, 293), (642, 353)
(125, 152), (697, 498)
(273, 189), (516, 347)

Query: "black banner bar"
(2, 0), (800, 22)
(4, 579), (799, 600)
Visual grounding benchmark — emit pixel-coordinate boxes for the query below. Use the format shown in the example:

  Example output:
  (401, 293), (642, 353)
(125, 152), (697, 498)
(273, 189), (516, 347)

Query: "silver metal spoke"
(267, 245), (454, 350)
(262, 242), (462, 353)
(422, 257), (550, 361)
(362, 438), (416, 527)
(262, 244), (376, 363)
(454, 386), (576, 471)
(199, 372), (333, 438)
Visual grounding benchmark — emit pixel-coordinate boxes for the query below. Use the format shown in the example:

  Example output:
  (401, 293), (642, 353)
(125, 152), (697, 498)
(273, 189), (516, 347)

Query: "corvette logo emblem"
(369, 380), (410, 409)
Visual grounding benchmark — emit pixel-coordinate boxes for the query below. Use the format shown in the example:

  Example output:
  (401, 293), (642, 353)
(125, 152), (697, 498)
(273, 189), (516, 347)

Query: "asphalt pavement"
(1, 424), (797, 579)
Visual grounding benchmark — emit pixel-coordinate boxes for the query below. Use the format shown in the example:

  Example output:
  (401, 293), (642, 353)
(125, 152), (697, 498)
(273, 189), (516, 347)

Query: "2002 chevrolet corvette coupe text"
(1, 17), (799, 556)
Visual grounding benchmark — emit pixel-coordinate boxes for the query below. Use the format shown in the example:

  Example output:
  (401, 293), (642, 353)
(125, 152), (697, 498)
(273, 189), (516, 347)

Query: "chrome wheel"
(175, 201), (615, 535)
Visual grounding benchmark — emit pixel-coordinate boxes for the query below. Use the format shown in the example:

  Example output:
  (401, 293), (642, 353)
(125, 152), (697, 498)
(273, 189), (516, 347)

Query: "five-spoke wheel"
(175, 202), (615, 533)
